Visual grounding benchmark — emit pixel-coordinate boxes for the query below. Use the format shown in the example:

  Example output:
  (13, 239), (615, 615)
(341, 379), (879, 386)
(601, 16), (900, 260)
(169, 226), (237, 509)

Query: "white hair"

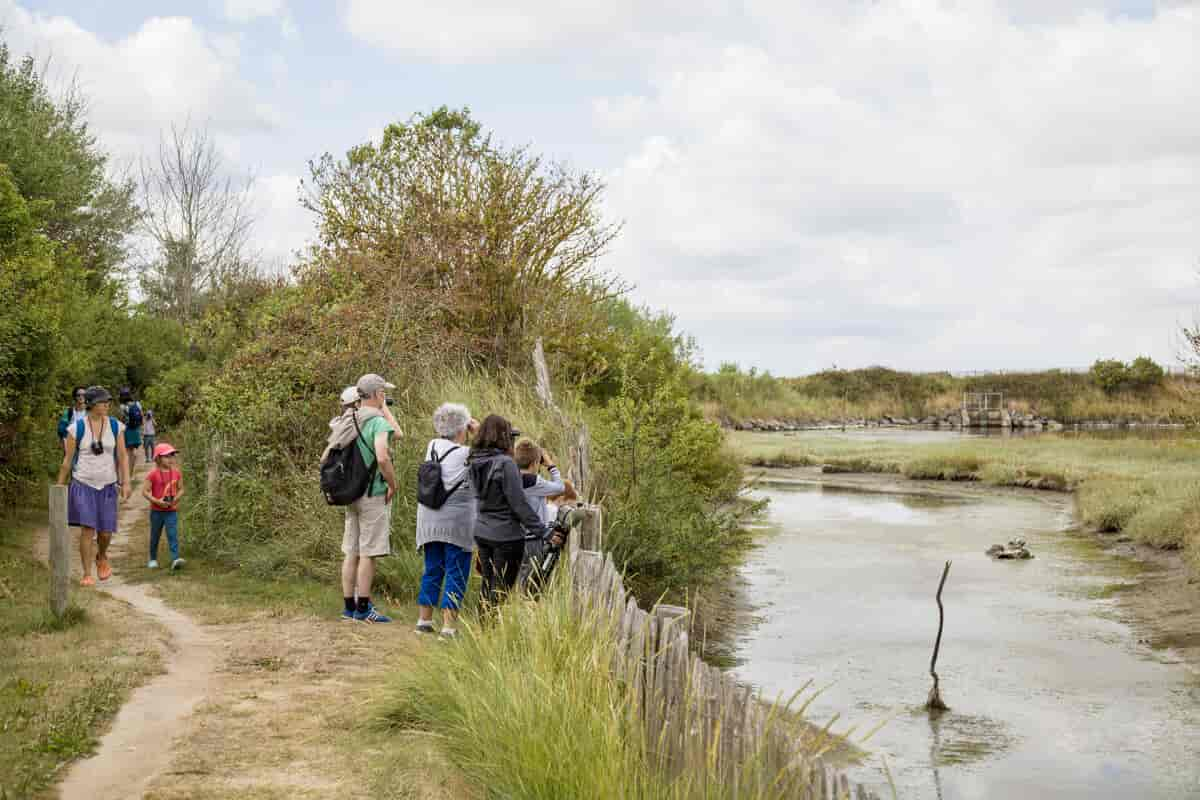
(432, 403), (470, 437)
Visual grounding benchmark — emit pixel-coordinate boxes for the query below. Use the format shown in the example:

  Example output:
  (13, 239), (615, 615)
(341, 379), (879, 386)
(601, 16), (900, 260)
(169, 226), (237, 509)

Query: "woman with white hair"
(415, 402), (479, 638)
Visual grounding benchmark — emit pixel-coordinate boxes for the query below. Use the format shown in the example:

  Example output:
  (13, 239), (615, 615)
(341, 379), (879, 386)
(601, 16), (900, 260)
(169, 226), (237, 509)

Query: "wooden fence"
(567, 527), (882, 799)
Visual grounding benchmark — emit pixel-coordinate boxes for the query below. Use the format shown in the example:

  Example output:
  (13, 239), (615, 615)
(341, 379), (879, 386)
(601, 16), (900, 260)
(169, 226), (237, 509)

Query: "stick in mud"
(925, 559), (952, 711)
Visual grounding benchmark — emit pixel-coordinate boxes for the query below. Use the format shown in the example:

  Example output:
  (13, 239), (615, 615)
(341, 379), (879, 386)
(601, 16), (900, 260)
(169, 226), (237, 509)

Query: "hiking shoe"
(80, 575), (95, 587)
(341, 609), (357, 621)
(415, 622), (436, 634)
(354, 605), (392, 623)
(147, 560), (158, 569)
(96, 557), (112, 581)
(438, 628), (458, 641)
(170, 558), (185, 571)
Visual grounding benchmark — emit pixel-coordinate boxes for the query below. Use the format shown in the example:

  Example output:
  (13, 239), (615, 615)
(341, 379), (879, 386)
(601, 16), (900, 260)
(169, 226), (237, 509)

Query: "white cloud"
(222, 0), (286, 24)
(340, 0), (734, 62)
(250, 172), (315, 268)
(596, 2), (1200, 372)
(0, 3), (281, 159)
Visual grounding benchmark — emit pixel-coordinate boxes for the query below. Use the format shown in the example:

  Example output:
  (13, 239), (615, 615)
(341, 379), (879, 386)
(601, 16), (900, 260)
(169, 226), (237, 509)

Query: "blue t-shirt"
(354, 415), (395, 497)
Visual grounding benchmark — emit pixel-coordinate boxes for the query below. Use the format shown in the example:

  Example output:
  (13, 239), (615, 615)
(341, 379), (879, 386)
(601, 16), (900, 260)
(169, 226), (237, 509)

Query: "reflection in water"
(733, 483), (1200, 799)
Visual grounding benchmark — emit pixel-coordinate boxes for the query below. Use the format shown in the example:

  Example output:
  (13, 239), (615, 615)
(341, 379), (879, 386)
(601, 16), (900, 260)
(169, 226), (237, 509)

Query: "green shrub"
(1127, 356), (1165, 390)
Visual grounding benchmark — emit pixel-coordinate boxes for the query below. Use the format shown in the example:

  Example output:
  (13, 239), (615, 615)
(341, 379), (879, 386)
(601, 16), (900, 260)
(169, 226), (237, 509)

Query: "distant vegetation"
(692, 360), (1198, 426)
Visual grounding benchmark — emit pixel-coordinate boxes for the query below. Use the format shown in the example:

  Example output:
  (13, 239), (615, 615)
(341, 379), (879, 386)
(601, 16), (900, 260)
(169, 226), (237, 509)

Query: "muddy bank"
(748, 465), (1200, 675)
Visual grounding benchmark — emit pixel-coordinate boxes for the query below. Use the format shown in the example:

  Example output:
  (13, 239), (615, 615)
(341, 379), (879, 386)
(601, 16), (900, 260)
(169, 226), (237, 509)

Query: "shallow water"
(732, 480), (1200, 799)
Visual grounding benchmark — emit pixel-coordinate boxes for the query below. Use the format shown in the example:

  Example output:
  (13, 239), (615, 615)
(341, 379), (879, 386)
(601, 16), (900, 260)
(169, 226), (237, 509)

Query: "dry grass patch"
(0, 508), (166, 800)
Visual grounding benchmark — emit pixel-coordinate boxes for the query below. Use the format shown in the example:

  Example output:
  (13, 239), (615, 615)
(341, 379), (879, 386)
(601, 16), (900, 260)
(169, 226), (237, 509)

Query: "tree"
(138, 122), (257, 322)
(0, 45), (138, 287)
(302, 106), (623, 366)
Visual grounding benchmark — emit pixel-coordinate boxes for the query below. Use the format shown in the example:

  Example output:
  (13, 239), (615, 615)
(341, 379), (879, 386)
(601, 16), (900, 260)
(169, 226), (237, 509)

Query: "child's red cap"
(152, 443), (179, 459)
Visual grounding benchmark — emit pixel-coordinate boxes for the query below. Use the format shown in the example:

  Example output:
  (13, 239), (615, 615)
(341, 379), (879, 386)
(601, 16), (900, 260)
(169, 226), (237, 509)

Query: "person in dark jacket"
(467, 415), (559, 609)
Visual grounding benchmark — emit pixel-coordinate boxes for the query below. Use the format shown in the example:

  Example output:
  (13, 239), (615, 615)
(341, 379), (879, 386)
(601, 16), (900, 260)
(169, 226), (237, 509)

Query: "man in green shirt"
(341, 373), (402, 623)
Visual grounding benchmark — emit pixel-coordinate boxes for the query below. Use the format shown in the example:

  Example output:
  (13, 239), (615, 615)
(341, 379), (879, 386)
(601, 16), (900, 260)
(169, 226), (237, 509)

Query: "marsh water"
(732, 476), (1200, 799)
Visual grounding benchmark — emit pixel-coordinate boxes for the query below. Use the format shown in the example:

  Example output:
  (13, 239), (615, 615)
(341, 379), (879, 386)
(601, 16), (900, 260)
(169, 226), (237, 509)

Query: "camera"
(162, 495), (175, 504)
(385, 398), (395, 406)
(90, 440), (104, 456)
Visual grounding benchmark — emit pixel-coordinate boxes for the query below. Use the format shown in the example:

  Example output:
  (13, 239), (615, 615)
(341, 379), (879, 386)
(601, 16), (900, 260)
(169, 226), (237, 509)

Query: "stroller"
(518, 505), (581, 596)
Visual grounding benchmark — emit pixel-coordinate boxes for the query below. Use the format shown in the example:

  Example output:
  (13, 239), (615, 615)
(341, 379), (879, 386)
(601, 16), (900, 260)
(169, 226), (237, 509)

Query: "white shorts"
(342, 494), (392, 558)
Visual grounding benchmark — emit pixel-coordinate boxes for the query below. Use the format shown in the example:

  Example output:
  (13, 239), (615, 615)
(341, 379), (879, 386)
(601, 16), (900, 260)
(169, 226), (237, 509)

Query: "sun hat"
(356, 373), (396, 398)
(84, 386), (112, 407)
(340, 386), (360, 405)
(152, 443), (179, 459)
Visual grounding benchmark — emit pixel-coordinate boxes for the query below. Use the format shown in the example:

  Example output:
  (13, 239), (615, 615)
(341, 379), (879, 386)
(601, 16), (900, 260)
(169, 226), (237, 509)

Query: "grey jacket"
(467, 449), (545, 543)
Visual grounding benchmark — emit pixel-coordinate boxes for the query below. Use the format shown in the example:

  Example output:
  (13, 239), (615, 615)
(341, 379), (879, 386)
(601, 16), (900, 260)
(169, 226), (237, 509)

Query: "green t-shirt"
(354, 415), (395, 498)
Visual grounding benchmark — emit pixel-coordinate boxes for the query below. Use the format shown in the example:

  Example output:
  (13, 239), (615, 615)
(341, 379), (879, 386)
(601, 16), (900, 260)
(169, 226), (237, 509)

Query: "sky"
(4, 0), (1198, 375)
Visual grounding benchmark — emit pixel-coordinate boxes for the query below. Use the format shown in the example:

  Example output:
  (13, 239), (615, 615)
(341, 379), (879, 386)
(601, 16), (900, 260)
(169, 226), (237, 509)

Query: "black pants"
(475, 537), (524, 610)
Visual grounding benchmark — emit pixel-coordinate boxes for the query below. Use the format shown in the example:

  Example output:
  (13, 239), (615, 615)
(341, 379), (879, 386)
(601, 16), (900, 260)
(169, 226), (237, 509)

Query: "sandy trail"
(39, 463), (221, 800)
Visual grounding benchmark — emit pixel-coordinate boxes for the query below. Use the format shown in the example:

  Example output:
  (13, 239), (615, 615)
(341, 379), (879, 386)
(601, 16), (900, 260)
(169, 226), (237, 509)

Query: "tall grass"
(373, 575), (839, 800)
(731, 430), (1200, 576)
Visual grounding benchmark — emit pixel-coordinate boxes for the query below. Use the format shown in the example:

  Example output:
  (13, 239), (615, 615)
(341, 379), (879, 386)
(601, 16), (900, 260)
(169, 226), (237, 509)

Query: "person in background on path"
(333, 373), (402, 623)
(143, 442), (185, 570)
(57, 387), (88, 452)
(119, 387), (144, 465)
(467, 415), (555, 611)
(141, 410), (157, 463)
(415, 403), (479, 639)
(56, 386), (131, 586)
(513, 439), (566, 591)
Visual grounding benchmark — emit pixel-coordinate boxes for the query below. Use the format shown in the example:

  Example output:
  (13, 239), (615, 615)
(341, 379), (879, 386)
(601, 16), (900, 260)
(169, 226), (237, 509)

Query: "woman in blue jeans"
(414, 403), (479, 639)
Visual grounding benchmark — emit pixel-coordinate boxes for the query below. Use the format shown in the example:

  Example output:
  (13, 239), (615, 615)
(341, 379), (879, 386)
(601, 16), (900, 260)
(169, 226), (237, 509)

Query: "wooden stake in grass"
(925, 560), (952, 712)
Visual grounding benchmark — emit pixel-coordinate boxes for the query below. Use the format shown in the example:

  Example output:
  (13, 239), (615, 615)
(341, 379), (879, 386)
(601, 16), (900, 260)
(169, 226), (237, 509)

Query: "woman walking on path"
(415, 403), (479, 638)
(56, 386), (131, 586)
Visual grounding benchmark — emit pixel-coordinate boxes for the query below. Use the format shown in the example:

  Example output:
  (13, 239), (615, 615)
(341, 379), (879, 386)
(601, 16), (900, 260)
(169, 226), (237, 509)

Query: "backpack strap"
(110, 417), (120, 465)
(429, 442), (460, 463)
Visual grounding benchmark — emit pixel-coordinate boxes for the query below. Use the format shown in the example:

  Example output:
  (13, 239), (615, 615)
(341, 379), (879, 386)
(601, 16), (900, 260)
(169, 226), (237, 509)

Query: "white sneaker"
(147, 560), (158, 569)
(171, 558), (185, 570)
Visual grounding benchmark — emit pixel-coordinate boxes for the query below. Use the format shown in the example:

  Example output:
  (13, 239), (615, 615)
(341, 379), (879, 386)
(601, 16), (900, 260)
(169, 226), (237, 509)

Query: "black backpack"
(320, 413), (376, 506)
(417, 442), (463, 510)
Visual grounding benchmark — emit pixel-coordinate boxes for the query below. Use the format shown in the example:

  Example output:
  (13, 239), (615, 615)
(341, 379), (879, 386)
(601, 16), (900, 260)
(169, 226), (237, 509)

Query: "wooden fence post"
(205, 434), (223, 531)
(49, 484), (70, 618)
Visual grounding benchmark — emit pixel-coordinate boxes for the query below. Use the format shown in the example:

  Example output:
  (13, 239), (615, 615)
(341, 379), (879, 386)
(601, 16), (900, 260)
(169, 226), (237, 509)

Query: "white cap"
(340, 386), (359, 405)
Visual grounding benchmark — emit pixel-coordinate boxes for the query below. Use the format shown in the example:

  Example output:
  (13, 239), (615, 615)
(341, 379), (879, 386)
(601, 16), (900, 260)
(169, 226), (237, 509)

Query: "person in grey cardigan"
(415, 403), (479, 637)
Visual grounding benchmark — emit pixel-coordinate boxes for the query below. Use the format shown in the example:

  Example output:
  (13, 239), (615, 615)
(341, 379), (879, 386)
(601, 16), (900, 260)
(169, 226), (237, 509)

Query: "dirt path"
(37, 463), (445, 799)
(40, 464), (222, 800)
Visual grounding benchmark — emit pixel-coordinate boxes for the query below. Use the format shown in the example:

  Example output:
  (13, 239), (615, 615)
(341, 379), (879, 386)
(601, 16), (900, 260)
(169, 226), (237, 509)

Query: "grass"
(730, 429), (1200, 575)
(372, 573), (850, 800)
(0, 505), (165, 800)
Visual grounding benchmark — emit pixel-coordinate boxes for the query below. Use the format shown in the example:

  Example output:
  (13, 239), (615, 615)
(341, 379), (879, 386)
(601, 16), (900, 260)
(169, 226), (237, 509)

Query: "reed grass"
(373, 574), (844, 800)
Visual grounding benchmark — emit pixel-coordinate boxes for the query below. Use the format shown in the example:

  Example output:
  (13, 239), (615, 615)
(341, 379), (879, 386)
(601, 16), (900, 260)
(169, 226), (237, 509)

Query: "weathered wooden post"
(205, 434), (223, 532)
(49, 484), (70, 618)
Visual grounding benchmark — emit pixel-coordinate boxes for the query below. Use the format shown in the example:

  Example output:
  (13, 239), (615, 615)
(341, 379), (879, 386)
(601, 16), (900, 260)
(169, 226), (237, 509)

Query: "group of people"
(55, 385), (183, 586)
(328, 373), (576, 636)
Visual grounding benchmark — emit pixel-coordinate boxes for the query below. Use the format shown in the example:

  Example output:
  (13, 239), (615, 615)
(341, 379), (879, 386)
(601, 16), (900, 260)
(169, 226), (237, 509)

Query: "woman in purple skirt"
(56, 386), (131, 586)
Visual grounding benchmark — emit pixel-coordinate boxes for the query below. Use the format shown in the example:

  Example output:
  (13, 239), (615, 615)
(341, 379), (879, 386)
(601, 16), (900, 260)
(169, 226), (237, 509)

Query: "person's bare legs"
(355, 556), (375, 599)
(442, 607), (458, 629)
(79, 527), (96, 578)
(419, 605), (434, 623)
(96, 531), (112, 561)
(341, 554), (358, 598)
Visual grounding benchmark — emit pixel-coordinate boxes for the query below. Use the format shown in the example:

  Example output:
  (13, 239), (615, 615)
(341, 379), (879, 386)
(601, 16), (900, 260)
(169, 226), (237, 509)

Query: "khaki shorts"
(342, 494), (392, 558)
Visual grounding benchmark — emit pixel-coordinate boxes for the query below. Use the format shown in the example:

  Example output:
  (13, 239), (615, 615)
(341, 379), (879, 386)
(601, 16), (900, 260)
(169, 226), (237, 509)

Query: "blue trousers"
(417, 541), (473, 610)
(149, 510), (180, 561)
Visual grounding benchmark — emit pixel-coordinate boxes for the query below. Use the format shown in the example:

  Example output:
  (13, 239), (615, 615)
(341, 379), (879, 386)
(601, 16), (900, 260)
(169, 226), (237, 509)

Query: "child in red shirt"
(142, 442), (185, 570)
